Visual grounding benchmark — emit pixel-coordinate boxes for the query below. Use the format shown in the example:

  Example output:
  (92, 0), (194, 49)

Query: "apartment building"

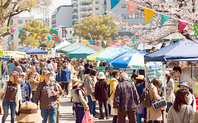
(51, 5), (73, 28)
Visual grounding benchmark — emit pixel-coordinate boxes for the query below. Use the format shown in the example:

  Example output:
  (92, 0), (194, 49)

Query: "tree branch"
(2, 0), (11, 9)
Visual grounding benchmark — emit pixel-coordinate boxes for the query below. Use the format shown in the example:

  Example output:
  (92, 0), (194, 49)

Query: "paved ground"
(0, 97), (113, 123)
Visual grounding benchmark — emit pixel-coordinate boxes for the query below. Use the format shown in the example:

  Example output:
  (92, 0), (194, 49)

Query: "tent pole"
(163, 63), (167, 123)
(144, 63), (147, 87)
(191, 62), (194, 78)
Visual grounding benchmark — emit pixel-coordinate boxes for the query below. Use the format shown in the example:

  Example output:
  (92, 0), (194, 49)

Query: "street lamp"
(62, 27), (66, 39)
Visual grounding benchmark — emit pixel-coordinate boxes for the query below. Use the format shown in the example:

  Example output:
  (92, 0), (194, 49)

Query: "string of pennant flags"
(112, 0), (198, 39)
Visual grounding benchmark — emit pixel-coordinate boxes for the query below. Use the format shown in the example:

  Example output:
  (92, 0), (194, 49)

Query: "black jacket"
(95, 80), (108, 102)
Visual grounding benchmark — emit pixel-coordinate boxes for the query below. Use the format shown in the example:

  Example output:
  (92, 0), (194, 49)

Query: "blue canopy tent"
(67, 46), (97, 58)
(145, 39), (198, 62)
(0, 57), (10, 61)
(107, 50), (148, 69)
(26, 47), (48, 54)
(18, 47), (32, 52)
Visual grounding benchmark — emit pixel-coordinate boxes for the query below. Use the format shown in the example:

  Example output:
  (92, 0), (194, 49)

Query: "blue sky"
(19, 0), (71, 18)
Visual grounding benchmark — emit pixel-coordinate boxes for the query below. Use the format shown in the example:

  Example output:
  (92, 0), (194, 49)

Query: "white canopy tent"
(55, 41), (70, 50)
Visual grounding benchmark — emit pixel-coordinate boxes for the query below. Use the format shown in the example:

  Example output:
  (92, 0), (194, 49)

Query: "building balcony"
(73, 17), (78, 21)
(80, 0), (92, 3)
(80, 11), (92, 14)
(73, 12), (78, 15)
(73, 6), (78, 9)
(80, 4), (92, 8)
(72, 0), (77, 4)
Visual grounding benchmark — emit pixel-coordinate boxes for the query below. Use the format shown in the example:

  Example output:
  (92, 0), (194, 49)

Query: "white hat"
(98, 72), (106, 79)
(21, 72), (26, 76)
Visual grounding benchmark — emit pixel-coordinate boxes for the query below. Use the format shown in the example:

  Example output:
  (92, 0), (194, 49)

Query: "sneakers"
(94, 115), (98, 118)
(99, 117), (104, 119)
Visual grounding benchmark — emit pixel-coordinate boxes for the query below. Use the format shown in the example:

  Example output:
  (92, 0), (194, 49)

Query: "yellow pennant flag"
(83, 40), (86, 44)
(144, 8), (156, 24)
(118, 40), (121, 44)
(33, 33), (38, 38)
(4, 26), (9, 31)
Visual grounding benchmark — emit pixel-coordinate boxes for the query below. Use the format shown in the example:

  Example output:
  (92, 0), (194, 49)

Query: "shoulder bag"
(152, 97), (167, 110)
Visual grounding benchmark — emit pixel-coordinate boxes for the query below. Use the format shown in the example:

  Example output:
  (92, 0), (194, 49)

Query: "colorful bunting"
(178, 20), (188, 33)
(12, 28), (16, 33)
(110, 40), (114, 44)
(90, 40), (94, 44)
(26, 32), (30, 37)
(118, 40), (121, 44)
(194, 24), (198, 39)
(40, 34), (45, 40)
(144, 8), (156, 24)
(68, 38), (73, 43)
(19, 30), (23, 35)
(161, 14), (171, 26)
(127, 1), (139, 17)
(61, 38), (66, 42)
(33, 33), (38, 38)
(124, 40), (128, 44)
(76, 39), (79, 43)
(7, 42), (9, 44)
(132, 39), (136, 44)
(54, 37), (59, 42)
(83, 40), (86, 44)
(12, 43), (14, 45)
(97, 40), (101, 45)
(111, 0), (120, 9)
(4, 26), (9, 31)
(103, 40), (107, 45)
(47, 36), (52, 41)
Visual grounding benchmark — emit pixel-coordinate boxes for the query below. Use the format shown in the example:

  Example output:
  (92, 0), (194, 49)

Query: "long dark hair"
(173, 89), (189, 112)
(166, 73), (171, 84)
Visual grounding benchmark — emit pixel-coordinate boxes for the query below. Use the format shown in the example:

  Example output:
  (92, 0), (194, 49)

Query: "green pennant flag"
(194, 24), (198, 39)
(161, 14), (171, 26)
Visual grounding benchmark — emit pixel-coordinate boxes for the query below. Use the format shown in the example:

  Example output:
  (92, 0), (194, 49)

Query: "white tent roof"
(55, 41), (70, 50)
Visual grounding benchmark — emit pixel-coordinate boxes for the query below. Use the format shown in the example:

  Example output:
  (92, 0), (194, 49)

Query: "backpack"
(141, 88), (152, 108)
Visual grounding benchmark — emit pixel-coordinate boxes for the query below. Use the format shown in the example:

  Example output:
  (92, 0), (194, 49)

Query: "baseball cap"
(178, 82), (190, 88)
(43, 70), (52, 75)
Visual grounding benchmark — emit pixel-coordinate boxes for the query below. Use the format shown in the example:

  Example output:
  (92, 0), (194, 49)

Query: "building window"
(18, 20), (23, 24)
(121, 5), (127, 8)
(25, 20), (28, 23)
(122, 14), (127, 19)
(95, 2), (99, 4)
(10, 34), (13, 40)
(104, 0), (106, 5)
(70, 31), (72, 34)
(29, 20), (32, 22)
(95, 8), (99, 10)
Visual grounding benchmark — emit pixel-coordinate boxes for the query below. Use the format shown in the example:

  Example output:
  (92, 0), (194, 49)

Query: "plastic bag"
(82, 110), (94, 123)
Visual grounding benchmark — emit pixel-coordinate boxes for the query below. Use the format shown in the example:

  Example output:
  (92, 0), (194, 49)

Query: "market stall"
(26, 47), (48, 54)
(67, 46), (97, 58)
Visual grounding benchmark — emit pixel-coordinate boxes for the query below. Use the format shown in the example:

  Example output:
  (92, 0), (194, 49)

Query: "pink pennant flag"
(76, 39), (79, 43)
(97, 40), (101, 45)
(40, 34), (45, 40)
(178, 20), (189, 33)
(125, 40), (128, 44)
(61, 38), (66, 42)
(12, 28), (16, 33)
(26, 32), (30, 37)
(127, 1), (139, 17)
(103, 40), (107, 45)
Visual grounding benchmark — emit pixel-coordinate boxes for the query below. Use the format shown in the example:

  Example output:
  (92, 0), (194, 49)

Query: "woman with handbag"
(147, 78), (163, 123)
(0, 73), (22, 123)
(71, 78), (89, 123)
(167, 89), (194, 123)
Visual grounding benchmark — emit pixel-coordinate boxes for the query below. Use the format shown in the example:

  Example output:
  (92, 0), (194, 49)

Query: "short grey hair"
(120, 73), (128, 81)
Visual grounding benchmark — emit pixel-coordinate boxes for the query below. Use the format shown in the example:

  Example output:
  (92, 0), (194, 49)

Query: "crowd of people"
(0, 55), (198, 123)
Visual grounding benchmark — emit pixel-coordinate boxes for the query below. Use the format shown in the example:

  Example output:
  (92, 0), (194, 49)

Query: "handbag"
(82, 110), (94, 123)
(152, 97), (167, 110)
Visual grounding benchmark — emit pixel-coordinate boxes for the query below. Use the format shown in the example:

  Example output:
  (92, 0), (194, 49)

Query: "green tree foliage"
(0, 0), (52, 37)
(20, 20), (54, 48)
(73, 15), (119, 40)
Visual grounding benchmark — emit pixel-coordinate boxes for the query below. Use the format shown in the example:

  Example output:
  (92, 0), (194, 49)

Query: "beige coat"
(26, 72), (40, 91)
(147, 83), (162, 121)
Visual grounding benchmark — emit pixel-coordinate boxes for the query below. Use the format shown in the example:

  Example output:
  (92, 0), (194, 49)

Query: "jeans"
(99, 100), (109, 118)
(25, 97), (31, 102)
(87, 95), (96, 116)
(74, 106), (85, 123)
(31, 91), (35, 102)
(137, 113), (143, 123)
(118, 110), (137, 123)
(61, 82), (69, 95)
(41, 109), (57, 123)
(2, 99), (16, 123)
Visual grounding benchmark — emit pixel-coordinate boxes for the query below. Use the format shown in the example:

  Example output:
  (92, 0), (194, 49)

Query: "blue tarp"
(18, 47), (32, 52)
(67, 46), (97, 58)
(0, 57), (10, 61)
(26, 47), (48, 54)
(144, 39), (198, 62)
